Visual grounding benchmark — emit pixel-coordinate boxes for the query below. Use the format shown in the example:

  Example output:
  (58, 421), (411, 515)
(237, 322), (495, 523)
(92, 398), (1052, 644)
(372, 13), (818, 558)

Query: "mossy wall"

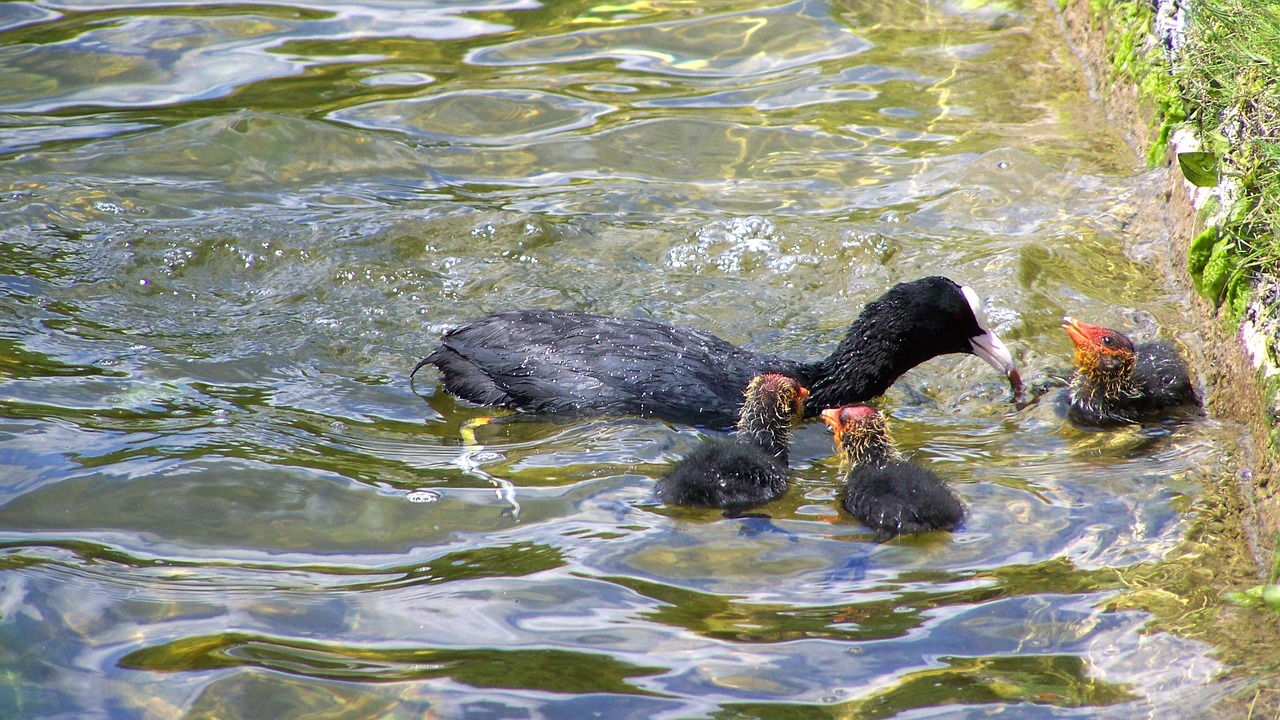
(1058, 0), (1280, 575)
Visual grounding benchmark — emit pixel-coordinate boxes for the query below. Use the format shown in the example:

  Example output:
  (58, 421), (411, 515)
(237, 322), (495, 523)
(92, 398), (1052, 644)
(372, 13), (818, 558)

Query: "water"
(0, 0), (1267, 718)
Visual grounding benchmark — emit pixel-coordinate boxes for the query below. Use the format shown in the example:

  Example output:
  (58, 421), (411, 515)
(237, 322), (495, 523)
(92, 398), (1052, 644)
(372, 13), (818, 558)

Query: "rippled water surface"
(0, 1), (1265, 718)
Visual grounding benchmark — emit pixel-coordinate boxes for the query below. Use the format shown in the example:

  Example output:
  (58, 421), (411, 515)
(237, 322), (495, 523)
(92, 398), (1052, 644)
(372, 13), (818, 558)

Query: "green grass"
(1178, 0), (1280, 319)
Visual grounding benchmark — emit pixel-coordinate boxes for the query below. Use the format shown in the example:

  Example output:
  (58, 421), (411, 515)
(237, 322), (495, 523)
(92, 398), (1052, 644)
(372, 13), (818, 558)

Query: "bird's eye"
(1101, 336), (1115, 347)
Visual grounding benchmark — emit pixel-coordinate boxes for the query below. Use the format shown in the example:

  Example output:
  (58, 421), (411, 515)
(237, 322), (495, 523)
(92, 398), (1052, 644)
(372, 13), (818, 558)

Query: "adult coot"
(416, 276), (1020, 428)
(1061, 317), (1199, 426)
(822, 405), (965, 541)
(655, 374), (806, 511)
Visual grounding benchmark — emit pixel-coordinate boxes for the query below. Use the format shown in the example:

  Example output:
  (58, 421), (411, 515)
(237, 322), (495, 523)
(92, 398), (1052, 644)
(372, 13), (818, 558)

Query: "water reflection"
(0, 2), (517, 113)
(467, 0), (872, 77)
(330, 88), (616, 144)
(0, 0), (1263, 718)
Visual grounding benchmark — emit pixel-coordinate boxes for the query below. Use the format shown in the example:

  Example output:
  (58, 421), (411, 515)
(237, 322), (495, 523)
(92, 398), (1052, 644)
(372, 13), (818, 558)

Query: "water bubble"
(407, 490), (441, 504)
(362, 71), (434, 87)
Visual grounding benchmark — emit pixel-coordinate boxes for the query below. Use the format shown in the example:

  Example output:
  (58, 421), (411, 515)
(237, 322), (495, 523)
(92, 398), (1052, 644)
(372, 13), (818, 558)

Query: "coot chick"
(655, 374), (807, 511)
(1061, 317), (1200, 426)
(416, 276), (1020, 429)
(822, 405), (965, 541)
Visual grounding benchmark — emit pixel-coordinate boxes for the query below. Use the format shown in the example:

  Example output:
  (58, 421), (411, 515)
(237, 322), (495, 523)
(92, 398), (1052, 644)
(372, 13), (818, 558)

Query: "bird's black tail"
(409, 355), (435, 391)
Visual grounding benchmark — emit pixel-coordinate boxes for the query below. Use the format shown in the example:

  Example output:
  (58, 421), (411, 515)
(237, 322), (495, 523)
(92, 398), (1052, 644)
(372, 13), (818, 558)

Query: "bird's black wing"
(1134, 341), (1200, 412)
(428, 310), (797, 427)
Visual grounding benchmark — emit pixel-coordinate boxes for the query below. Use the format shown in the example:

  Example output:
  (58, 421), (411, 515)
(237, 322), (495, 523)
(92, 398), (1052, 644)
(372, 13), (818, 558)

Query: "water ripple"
(467, 0), (871, 78)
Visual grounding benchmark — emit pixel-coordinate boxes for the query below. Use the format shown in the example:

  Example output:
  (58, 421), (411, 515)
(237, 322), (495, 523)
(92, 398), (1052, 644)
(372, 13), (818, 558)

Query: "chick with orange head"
(1061, 317), (1199, 426)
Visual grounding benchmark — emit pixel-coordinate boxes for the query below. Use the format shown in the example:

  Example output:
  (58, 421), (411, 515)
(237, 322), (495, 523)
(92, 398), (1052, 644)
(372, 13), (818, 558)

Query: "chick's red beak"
(1062, 317), (1104, 349)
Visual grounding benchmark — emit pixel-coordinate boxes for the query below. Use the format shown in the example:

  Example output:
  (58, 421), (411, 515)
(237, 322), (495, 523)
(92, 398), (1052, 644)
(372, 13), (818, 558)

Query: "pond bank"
(1057, 0), (1280, 712)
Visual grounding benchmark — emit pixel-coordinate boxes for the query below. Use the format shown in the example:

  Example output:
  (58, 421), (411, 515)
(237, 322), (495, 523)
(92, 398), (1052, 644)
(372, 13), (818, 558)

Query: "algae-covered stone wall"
(1057, 0), (1280, 569)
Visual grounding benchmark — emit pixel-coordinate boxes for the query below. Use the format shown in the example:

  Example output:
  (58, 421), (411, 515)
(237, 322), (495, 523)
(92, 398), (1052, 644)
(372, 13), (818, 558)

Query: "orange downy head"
(1061, 317), (1136, 392)
(821, 404), (892, 464)
(753, 373), (808, 418)
(741, 375), (809, 434)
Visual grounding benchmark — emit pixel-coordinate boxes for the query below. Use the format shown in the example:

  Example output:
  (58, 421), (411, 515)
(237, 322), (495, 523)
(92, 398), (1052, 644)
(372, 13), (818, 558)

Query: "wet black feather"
(418, 277), (990, 429)
(843, 462), (966, 542)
